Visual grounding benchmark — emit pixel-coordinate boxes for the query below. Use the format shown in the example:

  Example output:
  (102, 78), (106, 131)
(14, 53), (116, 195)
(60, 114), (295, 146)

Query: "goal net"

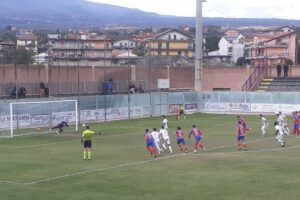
(1, 100), (78, 138)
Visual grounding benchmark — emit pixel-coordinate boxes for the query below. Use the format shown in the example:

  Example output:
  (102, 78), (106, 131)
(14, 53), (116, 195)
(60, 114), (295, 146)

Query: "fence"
(0, 80), (149, 97)
(0, 91), (300, 130)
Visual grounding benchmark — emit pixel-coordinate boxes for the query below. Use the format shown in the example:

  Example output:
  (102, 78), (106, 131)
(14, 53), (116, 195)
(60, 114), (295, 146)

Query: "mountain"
(1, 0), (300, 29)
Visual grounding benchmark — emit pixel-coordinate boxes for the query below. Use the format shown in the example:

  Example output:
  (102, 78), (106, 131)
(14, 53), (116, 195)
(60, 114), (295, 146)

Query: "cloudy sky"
(88, 0), (299, 19)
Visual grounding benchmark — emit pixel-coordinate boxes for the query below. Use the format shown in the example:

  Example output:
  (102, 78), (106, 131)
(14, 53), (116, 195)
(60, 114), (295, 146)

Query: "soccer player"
(162, 115), (168, 129)
(81, 125), (101, 160)
(274, 122), (286, 147)
(144, 128), (157, 158)
(151, 128), (162, 155)
(260, 114), (269, 137)
(51, 121), (69, 134)
(237, 115), (250, 132)
(176, 104), (186, 120)
(175, 127), (188, 153)
(159, 126), (173, 154)
(236, 120), (247, 151)
(277, 112), (290, 135)
(189, 125), (206, 152)
(293, 111), (300, 135)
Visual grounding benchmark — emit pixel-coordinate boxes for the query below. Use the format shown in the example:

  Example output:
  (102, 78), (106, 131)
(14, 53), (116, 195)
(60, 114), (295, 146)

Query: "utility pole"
(195, 0), (204, 92)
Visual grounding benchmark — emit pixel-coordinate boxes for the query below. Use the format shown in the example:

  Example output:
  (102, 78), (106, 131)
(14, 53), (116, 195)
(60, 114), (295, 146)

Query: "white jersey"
(151, 131), (160, 142)
(163, 118), (168, 129)
(275, 125), (284, 135)
(261, 117), (268, 126)
(159, 129), (170, 140)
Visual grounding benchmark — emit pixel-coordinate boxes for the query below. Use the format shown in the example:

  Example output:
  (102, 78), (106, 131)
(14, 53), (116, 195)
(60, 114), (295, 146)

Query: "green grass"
(0, 113), (300, 200)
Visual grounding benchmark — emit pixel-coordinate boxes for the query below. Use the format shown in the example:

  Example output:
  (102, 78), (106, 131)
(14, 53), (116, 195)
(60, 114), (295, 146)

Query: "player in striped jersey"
(236, 120), (247, 151)
(189, 125), (206, 152)
(175, 127), (188, 153)
(144, 128), (157, 158)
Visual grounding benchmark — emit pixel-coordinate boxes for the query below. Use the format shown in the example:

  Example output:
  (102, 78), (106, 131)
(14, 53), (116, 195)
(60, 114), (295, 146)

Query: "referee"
(81, 125), (100, 160)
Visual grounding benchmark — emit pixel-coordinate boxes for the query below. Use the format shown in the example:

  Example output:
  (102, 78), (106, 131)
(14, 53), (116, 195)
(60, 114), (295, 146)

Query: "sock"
(168, 145), (173, 153)
(162, 143), (167, 150)
(83, 150), (87, 160)
(147, 147), (152, 152)
(88, 150), (91, 160)
(198, 143), (204, 150)
(153, 148), (157, 156)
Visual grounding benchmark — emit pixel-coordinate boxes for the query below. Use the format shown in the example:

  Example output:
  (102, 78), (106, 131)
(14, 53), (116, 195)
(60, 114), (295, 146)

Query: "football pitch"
(0, 113), (300, 200)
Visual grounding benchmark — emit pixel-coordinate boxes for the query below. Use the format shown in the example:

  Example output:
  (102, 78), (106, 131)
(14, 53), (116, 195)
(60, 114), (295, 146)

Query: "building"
(131, 32), (157, 42)
(48, 33), (113, 67)
(113, 39), (139, 49)
(146, 29), (194, 58)
(33, 53), (49, 64)
(246, 31), (297, 66)
(208, 30), (245, 63)
(16, 34), (38, 54)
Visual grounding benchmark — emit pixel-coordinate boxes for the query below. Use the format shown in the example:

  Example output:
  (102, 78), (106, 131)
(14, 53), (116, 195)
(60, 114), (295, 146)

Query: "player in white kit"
(260, 114), (269, 137)
(277, 112), (290, 135)
(274, 121), (286, 147)
(159, 126), (173, 154)
(151, 128), (162, 155)
(162, 115), (168, 129)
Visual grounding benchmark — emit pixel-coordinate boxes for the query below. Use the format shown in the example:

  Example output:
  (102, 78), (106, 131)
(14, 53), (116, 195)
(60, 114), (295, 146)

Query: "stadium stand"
(256, 77), (300, 92)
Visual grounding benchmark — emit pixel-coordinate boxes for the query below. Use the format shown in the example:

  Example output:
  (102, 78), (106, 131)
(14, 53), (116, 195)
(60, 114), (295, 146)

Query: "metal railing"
(242, 64), (267, 91)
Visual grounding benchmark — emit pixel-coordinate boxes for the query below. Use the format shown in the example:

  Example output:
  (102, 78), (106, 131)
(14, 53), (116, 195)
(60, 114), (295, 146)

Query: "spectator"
(45, 86), (49, 97)
(137, 83), (144, 93)
(107, 79), (113, 94)
(283, 63), (289, 77)
(103, 80), (108, 95)
(276, 63), (282, 77)
(10, 86), (17, 99)
(129, 83), (136, 94)
(19, 87), (26, 99)
(40, 81), (46, 97)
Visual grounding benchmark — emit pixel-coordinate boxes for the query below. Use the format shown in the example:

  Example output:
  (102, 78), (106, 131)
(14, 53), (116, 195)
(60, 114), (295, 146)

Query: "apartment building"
(48, 33), (113, 67)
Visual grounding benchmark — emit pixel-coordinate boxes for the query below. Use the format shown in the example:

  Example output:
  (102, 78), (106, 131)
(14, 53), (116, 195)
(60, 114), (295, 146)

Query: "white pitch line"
(191, 144), (300, 156)
(0, 132), (142, 149)
(0, 136), (292, 186)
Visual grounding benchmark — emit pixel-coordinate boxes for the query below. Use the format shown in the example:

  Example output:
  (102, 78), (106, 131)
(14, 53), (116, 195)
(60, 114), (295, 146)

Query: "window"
(174, 35), (177, 40)
(213, 88), (231, 91)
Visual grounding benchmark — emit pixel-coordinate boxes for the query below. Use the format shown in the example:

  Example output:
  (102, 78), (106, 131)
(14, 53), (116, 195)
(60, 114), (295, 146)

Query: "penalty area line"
(0, 131), (142, 149)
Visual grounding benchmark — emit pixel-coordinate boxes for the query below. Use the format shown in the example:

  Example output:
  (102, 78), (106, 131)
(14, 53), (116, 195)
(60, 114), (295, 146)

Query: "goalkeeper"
(51, 121), (69, 134)
(81, 125), (101, 160)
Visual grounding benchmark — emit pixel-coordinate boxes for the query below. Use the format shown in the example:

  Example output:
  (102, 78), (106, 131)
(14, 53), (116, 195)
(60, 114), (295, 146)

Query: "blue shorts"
(146, 140), (155, 147)
(195, 136), (202, 142)
(84, 140), (92, 148)
(237, 135), (245, 142)
(294, 124), (299, 129)
(177, 138), (186, 145)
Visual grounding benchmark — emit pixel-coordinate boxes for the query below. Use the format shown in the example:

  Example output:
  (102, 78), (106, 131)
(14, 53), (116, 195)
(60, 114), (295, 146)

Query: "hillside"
(1, 0), (300, 29)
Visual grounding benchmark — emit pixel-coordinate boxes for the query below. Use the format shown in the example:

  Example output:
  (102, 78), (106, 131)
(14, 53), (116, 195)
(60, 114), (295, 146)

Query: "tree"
(205, 35), (221, 52)
(132, 45), (146, 56)
(2, 47), (33, 64)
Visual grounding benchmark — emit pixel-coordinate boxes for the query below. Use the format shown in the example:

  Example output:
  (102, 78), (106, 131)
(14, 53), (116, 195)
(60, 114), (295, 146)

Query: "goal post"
(8, 99), (78, 138)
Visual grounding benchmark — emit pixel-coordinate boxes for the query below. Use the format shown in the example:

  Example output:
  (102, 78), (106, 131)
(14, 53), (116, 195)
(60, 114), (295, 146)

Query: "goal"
(7, 99), (78, 138)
